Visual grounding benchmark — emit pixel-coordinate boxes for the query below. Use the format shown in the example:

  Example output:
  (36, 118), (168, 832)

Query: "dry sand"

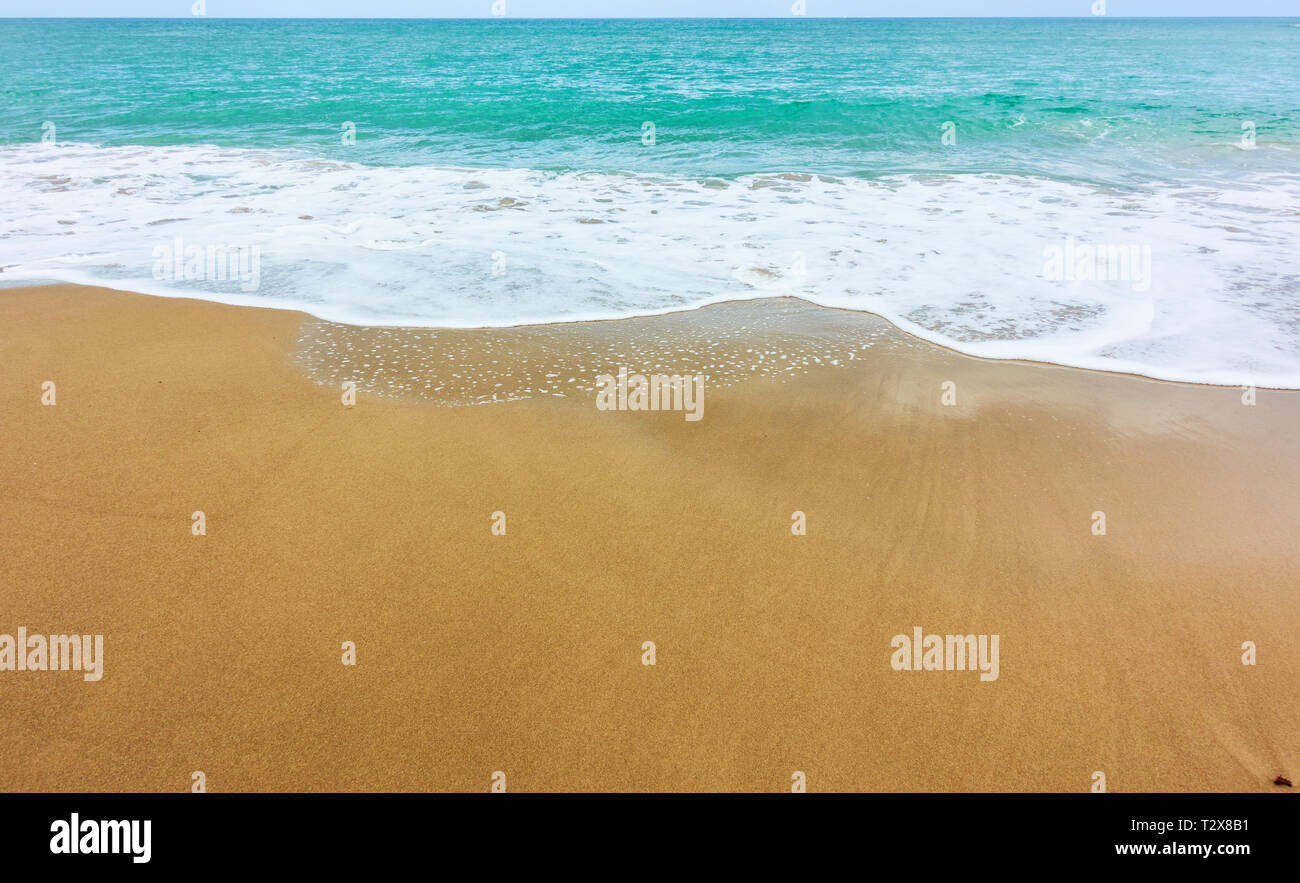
(1, 283), (1297, 792)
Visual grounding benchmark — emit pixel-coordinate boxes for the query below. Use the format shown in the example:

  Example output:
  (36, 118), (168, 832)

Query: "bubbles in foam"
(293, 298), (894, 407)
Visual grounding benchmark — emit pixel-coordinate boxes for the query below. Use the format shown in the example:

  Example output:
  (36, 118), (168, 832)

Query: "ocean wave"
(1, 142), (1298, 388)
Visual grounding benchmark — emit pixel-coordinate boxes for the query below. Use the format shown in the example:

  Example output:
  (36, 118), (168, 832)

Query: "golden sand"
(1, 284), (1297, 792)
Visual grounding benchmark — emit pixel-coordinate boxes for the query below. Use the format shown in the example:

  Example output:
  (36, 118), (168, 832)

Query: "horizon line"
(3, 14), (1296, 19)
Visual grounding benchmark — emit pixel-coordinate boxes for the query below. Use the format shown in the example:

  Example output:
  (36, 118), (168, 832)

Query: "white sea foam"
(2, 142), (1297, 387)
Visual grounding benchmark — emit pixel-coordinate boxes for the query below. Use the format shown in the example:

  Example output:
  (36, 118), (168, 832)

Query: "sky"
(0, 0), (1294, 16)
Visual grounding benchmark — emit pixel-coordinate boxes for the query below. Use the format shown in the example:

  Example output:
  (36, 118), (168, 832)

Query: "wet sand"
(1, 283), (1297, 792)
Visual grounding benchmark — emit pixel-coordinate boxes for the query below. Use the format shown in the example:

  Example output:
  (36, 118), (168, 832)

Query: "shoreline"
(2, 278), (1290, 392)
(2, 283), (1298, 792)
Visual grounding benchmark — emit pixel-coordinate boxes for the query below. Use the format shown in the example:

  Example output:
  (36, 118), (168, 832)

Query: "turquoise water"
(3, 18), (1297, 180)
(2, 18), (1299, 384)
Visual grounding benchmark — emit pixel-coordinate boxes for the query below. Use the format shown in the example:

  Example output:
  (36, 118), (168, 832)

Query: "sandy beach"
(1, 282), (1297, 793)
